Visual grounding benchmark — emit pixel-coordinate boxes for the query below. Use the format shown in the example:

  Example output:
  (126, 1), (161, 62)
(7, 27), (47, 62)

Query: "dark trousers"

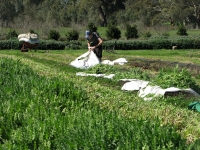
(93, 45), (102, 59)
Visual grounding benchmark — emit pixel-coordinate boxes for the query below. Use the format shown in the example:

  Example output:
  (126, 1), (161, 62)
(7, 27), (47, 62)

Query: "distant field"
(169, 29), (200, 36)
(87, 27), (200, 40)
(1, 26), (200, 40)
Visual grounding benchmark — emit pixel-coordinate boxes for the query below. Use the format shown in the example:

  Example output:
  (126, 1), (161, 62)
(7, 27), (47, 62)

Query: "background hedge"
(1, 36), (200, 50)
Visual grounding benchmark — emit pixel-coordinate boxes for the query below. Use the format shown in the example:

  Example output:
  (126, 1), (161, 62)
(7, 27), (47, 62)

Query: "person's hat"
(85, 30), (91, 39)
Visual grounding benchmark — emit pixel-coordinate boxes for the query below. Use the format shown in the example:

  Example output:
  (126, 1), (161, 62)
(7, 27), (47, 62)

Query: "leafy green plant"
(6, 29), (18, 39)
(86, 64), (116, 74)
(37, 40), (65, 50)
(66, 29), (79, 41)
(0, 58), (89, 149)
(48, 29), (60, 40)
(84, 64), (150, 81)
(177, 25), (188, 36)
(125, 24), (138, 39)
(29, 29), (36, 34)
(114, 67), (150, 81)
(69, 40), (82, 49)
(152, 65), (198, 90)
(162, 32), (170, 36)
(87, 22), (97, 32)
(29, 29), (39, 36)
(106, 24), (121, 40)
(143, 31), (152, 39)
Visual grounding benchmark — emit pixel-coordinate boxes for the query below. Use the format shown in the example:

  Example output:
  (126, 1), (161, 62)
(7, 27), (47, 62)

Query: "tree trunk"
(98, 6), (107, 27)
(169, 17), (174, 26)
(196, 13), (200, 29)
(192, 2), (199, 29)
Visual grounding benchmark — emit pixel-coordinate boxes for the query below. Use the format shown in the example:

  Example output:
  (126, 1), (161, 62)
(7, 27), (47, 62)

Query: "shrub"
(29, 29), (35, 33)
(152, 65), (198, 90)
(66, 29), (79, 41)
(103, 37), (200, 50)
(87, 22), (97, 32)
(106, 25), (121, 40)
(69, 40), (82, 49)
(143, 31), (152, 39)
(48, 29), (60, 40)
(177, 25), (188, 36)
(162, 32), (170, 36)
(0, 40), (21, 50)
(125, 24), (138, 39)
(6, 29), (18, 39)
(37, 40), (65, 50)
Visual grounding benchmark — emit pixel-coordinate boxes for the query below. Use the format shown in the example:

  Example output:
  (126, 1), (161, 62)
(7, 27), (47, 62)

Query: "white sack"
(19, 38), (40, 44)
(70, 51), (100, 69)
(18, 33), (38, 40)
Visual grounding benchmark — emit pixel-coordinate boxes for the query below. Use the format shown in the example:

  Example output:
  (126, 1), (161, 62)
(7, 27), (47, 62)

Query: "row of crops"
(1, 56), (200, 149)
(3, 36), (200, 51)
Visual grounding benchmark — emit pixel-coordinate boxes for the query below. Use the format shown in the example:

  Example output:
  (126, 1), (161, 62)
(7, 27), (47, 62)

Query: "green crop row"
(1, 57), (199, 149)
(0, 40), (66, 50)
(2, 36), (200, 51)
(103, 37), (200, 50)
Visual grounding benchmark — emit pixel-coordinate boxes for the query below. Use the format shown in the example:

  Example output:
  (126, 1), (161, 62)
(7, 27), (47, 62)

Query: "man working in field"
(85, 30), (103, 62)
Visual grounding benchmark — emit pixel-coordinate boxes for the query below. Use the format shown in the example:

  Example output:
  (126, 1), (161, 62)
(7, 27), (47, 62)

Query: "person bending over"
(85, 30), (103, 62)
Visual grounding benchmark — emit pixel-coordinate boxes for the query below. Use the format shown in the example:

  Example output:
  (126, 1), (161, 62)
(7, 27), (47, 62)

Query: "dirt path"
(128, 57), (200, 76)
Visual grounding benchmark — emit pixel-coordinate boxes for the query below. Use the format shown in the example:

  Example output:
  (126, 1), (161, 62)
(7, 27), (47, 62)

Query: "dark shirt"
(87, 32), (101, 47)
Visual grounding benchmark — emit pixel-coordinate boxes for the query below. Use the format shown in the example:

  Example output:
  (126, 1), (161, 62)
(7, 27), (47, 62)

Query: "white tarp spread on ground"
(71, 53), (199, 100)
(121, 79), (149, 91)
(121, 79), (200, 100)
(70, 51), (100, 69)
(70, 51), (128, 69)
(138, 85), (166, 101)
(76, 72), (200, 100)
(102, 58), (128, 65)
(18, 33), (40, 44)
(70, 50), (128, 69)
(76, 72), (115, 79)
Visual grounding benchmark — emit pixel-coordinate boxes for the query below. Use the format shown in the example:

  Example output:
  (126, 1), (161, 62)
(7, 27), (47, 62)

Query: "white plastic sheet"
(72, 53), (199, 100)
(138, 85), (165, 101)
(121, 79), (200, 101)
(121, 79), (149, 91)
(102, 58), (128, 65)
(70, 51), (100, 69)
(76, 72), (115, 79)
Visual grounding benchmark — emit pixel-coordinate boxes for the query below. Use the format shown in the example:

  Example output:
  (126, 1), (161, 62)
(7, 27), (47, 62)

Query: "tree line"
(1, 0), (200, 31)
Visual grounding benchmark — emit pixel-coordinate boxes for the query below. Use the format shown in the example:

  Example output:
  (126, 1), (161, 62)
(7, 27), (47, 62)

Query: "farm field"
(2, 27), (200, 41)
(57, 27), (200, 39)
(1, 49), (200, 149)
